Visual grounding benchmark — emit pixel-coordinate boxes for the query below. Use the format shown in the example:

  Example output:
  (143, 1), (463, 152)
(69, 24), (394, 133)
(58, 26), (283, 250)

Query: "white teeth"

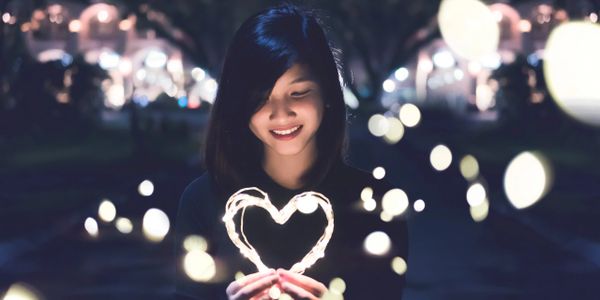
(272, 125), (300, 135)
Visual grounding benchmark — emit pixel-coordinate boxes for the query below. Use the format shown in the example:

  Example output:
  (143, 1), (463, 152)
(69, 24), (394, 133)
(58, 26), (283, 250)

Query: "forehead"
(273, 64), (316, 87)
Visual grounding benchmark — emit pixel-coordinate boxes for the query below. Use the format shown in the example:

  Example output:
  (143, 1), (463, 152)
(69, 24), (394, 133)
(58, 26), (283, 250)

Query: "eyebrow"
(290, 76), (316, 84)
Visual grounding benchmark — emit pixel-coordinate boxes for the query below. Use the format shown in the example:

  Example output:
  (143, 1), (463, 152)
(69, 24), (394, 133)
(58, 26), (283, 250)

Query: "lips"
(270, 125), (303, 140)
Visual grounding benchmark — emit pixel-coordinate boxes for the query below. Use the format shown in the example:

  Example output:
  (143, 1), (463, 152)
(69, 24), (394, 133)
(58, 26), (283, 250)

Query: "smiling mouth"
(270, 125), (302, 140)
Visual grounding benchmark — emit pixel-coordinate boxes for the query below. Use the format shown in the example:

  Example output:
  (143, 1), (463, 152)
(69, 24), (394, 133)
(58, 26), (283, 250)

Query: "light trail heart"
(222, 187), (334, 274)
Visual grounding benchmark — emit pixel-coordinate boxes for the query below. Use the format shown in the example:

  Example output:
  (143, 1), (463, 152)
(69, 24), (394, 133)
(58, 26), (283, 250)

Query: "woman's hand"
(277, 269), (327, 300)
(226, 269), (279, 300)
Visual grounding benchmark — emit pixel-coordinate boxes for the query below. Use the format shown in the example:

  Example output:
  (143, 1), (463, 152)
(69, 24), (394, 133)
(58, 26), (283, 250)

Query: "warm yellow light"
(368, 114), (389, 137)
(4, 282), (42, 300)
(460, 155), (479, 180)
(84, 217), (98, 237)
(544, 22), (600, 126)
(329, 277), (346, 295)
(69, 20), (81, 32)
(466, 182), (486, 207)
(363, 198), (376, 212)
(398, 103), (421, 127)
(138, 179), (154, 196)
(119, 19), (132, 31)
(519, 20), (532, 32)
(383, 117), (405, 144)
(183, 235), (208, 252)
(438, 0), (500, 60)
(430, 144), (453, 171)
(363, 231), (391, 256)
(142, 208), (170, 242)
(115, 217), (133, 234)
(391, 256), (408, 275)
(360, 187), (373, 201)
(98, 199), (116, 222)
(504, 152), (552, 209)
(372, 166), (386, 180)
(183, 250), (216, 282)
(470, 198), (489, 222)
(381, 188), (409, 216)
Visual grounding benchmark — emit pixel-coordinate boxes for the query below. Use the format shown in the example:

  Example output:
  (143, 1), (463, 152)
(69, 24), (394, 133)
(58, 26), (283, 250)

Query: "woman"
(175, 4), (408, 299)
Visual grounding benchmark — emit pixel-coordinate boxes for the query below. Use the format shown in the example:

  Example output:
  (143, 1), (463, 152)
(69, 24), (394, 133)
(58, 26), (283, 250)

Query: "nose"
(268, 98), (296, 121)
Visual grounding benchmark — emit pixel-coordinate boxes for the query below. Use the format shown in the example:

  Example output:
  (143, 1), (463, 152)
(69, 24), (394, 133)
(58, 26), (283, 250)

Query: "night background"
(1, 0), (600, 299)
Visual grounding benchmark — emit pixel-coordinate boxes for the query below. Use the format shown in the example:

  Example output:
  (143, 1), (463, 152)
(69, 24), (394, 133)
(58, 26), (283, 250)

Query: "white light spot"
(143, 208), (170, 242)
(460, 155), (479, 180)
(84, 217), (98, 237)
(394, 67), (410, 81)
(145, 50), (168, 68)
(380, 211), (393, 222)
(368, 114), (389, 137)
(4, 282), (42, 300)
(297, 195), (319, 214)
(361, 187), (373, 201)
(329, 277), (347, 295)
(268, 286), (282, 299)
(183, 235), (209, 252)
(413, 199), (425, 212)
(398, 103), (421, 127)
(382, 189), (409, 216)
(191, 67), (206, 81)
(383, 117), (405, 144)
(115, 217), (133, 234)
(391, 257), (408, 275)
(363, 198), (376, 212)
(98, 199), (116, 223)
(470, 198), (489, 222)
(430, 144), (453, 171)
(432, 50), (456, 68)
(372, 166), (386, 180)
(504, 152), (551, 209)
(383, 79), (397, 93)
(364, 231), (391, 256)
(183, 250), (216, 282)
(466, 183), (486, 207)
(138, 180), (154, 197)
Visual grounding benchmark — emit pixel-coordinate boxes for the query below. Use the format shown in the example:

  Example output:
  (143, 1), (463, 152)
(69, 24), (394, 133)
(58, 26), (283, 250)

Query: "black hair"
(204, 4), (347, 194)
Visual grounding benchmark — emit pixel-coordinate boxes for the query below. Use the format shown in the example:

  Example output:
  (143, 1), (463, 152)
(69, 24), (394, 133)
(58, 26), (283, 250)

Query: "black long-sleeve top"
(174, 162), (408, 299)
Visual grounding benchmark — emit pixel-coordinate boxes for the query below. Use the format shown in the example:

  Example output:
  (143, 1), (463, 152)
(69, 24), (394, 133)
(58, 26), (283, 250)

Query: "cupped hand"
(277, 268), (327, 300)
(226, 269), (279, 300)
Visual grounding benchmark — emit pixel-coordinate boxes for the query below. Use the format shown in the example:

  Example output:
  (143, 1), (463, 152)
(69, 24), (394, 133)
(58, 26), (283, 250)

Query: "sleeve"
(174, 174), (229, 300)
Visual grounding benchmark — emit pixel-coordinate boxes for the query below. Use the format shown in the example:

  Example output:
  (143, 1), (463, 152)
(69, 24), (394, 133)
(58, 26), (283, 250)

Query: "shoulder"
(181, 171), (213, 198)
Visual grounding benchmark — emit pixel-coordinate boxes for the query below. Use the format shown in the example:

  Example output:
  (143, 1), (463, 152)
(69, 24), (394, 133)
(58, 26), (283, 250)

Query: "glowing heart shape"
(222, 187), (334, 274)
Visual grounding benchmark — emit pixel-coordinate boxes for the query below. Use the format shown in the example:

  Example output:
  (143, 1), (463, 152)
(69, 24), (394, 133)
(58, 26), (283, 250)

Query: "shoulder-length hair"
(204, 4), (347, 193)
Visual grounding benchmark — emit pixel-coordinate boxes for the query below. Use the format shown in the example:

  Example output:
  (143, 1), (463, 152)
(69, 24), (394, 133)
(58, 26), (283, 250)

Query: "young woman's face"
(249, 64), (324, 158)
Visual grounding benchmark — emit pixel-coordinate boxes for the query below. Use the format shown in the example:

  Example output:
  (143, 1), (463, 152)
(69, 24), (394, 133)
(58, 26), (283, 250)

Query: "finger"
(233, 274), (279, 300)
(277, 269), (326, 297)
(281, 281), (319, 300)
(227, 270), (275, 296)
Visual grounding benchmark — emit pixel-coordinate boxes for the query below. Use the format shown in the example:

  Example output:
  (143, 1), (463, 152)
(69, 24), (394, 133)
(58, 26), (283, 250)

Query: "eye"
(291, 89), (311, 98)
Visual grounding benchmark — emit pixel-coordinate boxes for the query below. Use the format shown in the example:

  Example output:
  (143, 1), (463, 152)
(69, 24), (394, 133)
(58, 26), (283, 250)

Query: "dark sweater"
(174, 162), (408, 299)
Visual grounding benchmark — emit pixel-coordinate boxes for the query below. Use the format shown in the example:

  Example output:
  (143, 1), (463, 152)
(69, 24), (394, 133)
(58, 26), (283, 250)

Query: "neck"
(262, 144), (317, 190)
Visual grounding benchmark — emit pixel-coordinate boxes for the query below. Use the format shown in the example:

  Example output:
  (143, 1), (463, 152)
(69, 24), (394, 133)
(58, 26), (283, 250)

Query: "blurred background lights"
(398, 103), (421, 127)
(84, 217), (98, 238)
(382, 79), (396, 93)
(98, 51), (120, 70)
(544, 22), (600, 126)
(368, 114), (389, 137)
(364, 231), (391, 256)
(430, 144), (453, 171)
(142, 208), (170, 242)
(144, 50), (168, 68)
(297, 194), (319, 214)
(329, 277), (346, 295)
(391, 256), (408, 275)
(115, 217), (133, 234)
(438, 0), (499, 61)
(183, 235), (208, 252)
(432, 50), (455, 68)
(372, 166), (386, 179)
(382, 188), (409, 216)
(98, 199), (116, 222)
(360, 187), (373, 201)
(460, 155), (479, 180)
(413, 199), (425, 212)
(470, 199), (489, 222)
(380, 211), (393, 222)
(363, 198), (376, 212)
(383, 117), (405, 144)
(394, 67), (409, 81)
(138, 180), (154, 197)
(183, 250), (216, 282)
(466, 183), (486, 207)
(504, 152), (552, 209)
(191, 67), (206, 81)
(4, 282), (42, 300)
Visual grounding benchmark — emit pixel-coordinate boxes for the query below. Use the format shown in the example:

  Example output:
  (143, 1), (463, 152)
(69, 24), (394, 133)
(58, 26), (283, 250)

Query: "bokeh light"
(360, 187), (373, 201)
(382, 79), (396, 93)
(138, 180), (154, 197)
(504, 152), (552, 209)
(115, 217), (133, 234)
(329, 277), (347, 295)
(381, 188), (409, 216)
(438, 0), (500, 60)
(466, 182), (486, 207)
(470, 199), (489, 222)
(364, 231), (391, 256)
(394, 67), (409, 81)
(383, 117), (405, 144)
(460, 155), (479, 180)
(183, 235), (209, 252)
(430, 144), (453, 171)
(4, 282), (42, 300)
(297, 194), (319, 214)
(391, 256), (408, 275)
(363, 198), (376, 212)
(183, 250), (216, 282)
(84, 217), (98, 238)
(398, 103), (421, 127)
(368, 114), (389, 137)
(544, 22), (600, 126)
(413, 199), (425, 212)
(142, 208), (170, 242)
(98, 199), (116, 223)
(372, 166), (386, 180)
(380, 211), (393, 222)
